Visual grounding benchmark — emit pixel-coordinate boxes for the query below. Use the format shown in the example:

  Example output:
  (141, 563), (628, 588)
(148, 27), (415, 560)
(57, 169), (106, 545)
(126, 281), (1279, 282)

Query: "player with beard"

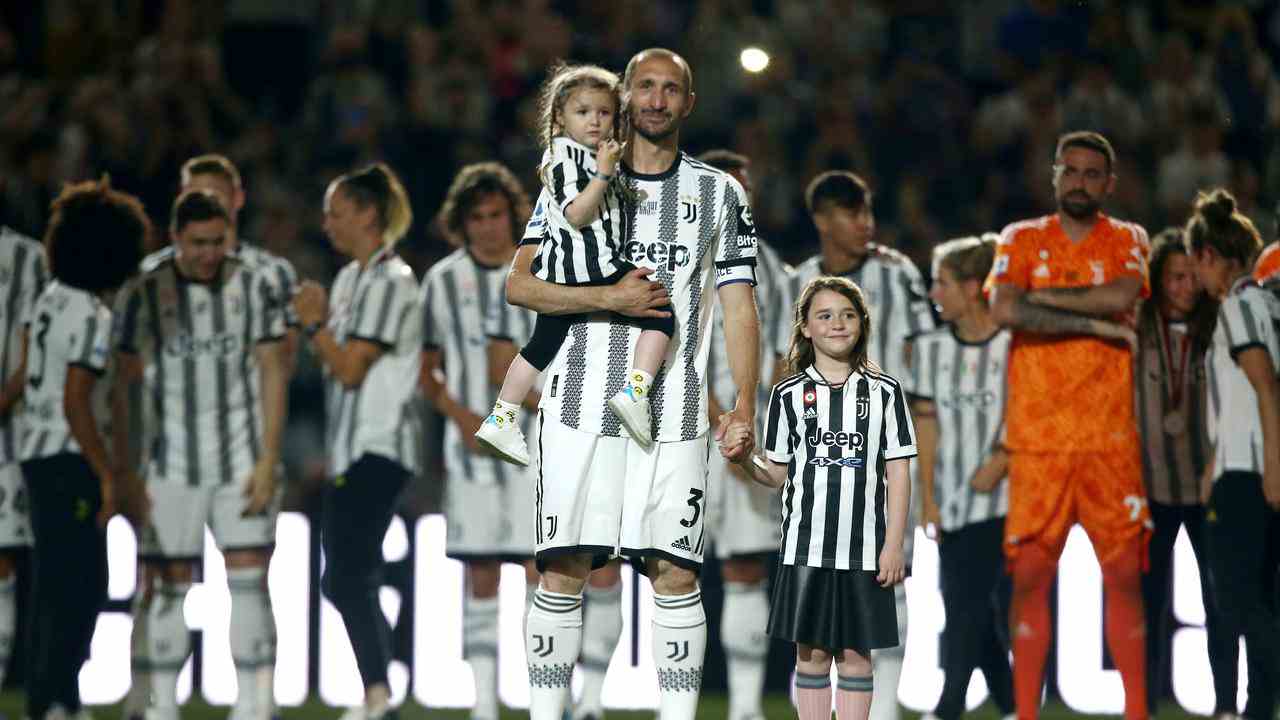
(986, 131), (1151, 720)
(507, 48), (759, 720)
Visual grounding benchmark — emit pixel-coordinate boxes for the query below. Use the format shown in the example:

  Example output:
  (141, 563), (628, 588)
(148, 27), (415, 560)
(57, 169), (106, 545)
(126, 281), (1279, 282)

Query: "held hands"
(242, 458), (277, 516)
(715, 407), (754, 463)
(877, 544), (906, 587)
(292, 281), (329, 328)
(596, 138), (623, 177)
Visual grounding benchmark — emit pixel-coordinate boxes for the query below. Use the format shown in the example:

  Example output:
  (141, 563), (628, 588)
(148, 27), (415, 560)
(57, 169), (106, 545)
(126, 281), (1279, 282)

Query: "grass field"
(0, 693), (1204, 720)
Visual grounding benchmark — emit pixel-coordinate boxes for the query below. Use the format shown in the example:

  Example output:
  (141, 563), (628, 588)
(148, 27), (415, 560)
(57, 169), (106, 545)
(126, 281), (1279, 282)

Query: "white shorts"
(0, 462), (31, 548)
(706, 453), (780, 559)
(140, 471), (283, 560)
(444, 473), (536, 561)
(534, 415), (710, 572)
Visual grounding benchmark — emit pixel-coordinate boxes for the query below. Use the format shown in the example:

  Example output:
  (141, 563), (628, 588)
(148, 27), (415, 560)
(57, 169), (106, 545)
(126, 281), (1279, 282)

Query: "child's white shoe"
(608, 381), (653, 449)
(475, 409), (530, 466)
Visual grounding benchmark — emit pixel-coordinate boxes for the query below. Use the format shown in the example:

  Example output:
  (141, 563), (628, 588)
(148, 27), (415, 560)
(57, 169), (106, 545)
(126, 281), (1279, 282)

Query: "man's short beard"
(631, 111), (678, 141)
(1057, 195), (1101, 220)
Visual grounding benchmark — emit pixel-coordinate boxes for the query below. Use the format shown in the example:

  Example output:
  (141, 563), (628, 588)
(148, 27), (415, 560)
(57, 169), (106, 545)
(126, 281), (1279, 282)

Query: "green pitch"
(0, 693), (1202, 720)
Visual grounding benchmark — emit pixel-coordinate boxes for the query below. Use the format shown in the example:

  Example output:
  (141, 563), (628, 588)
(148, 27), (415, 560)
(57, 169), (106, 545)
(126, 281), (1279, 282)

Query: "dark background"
(0, 0), (1275, 705)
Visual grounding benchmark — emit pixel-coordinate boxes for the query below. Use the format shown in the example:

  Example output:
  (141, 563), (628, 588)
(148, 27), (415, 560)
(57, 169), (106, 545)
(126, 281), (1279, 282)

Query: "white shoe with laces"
(607, 380), (653, 449)
(475, 408), (530, 466)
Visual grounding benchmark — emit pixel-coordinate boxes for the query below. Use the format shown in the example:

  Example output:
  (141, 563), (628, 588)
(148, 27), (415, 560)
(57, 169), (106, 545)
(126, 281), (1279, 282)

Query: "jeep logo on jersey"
(164, 332), (241, 358)
(806, 429), (865, 451)
(625, 240), (690, 272)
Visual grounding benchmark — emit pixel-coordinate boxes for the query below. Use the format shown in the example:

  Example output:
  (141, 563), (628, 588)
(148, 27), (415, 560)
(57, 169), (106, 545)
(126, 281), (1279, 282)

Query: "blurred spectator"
(1158, 99), (1233, 222)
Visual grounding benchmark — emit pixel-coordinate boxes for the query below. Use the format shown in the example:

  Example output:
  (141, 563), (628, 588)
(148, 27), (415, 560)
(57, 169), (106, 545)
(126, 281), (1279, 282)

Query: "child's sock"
(626, 369), (653, 396)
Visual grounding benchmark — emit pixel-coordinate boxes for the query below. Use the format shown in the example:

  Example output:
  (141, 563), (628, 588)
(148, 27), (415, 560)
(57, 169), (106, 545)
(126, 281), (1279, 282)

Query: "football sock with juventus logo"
(653, 589), (707, 720)
(525, 587), (583, 720)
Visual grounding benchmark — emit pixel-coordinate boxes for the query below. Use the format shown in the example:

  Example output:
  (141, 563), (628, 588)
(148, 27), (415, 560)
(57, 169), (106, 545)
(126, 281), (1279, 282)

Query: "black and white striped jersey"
(528, 137), (628, 284)
(776, 246), (934, 381)
(1205, 277), (1280, 480)
(538, 153), (758, 442)
(326, 246), (423, 477)
(115, 256), (285, 485)
(764, 366), (917, 570)
(485, 271), (537, 349)
(421, 248), (530, 483)
(0, 227), (46, 465)
(20, 281), (112, 461)
(708, 238), (789, 435)
(907, 327), (1010, 531)
(143, 240), (300, 327)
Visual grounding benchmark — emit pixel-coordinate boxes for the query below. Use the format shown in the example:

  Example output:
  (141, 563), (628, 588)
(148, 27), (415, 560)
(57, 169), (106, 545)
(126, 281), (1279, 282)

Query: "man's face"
(813, 204), (874, 255)
(183, 173), (244, 227)
(173, 217), (229, 282)
(1052, 145), (1114, 220)
(626, 55), (695, 142)
(464, 192), (514, 251)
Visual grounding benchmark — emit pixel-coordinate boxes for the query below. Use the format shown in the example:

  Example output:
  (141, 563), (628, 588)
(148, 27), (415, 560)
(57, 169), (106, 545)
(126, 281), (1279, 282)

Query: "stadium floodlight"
(740, 46), (770, 73)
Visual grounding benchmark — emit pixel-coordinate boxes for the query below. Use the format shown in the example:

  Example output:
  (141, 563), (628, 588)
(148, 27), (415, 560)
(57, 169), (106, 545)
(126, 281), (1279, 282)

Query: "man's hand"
(456, 408), (486, 453)
(116, 470), (151, 528)
(292, 281), (329, 327)
(921, 498), (941, 530)
(877, 545), (906, 587)
(242, 458), (277, 516)
(602, 268), (671, 319)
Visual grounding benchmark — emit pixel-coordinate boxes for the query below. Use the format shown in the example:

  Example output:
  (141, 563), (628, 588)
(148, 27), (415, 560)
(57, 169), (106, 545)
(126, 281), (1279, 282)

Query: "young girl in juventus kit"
(735, 275), (915, 720)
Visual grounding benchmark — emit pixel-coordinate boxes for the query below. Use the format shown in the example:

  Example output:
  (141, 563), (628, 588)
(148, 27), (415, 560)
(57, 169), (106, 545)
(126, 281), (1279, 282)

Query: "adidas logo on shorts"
(670, 535), (693, 551)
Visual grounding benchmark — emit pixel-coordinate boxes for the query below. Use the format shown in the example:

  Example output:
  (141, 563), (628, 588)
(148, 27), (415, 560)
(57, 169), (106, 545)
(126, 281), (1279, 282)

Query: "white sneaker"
(607, 382), (652, 448)
(475, 410), (530, 466)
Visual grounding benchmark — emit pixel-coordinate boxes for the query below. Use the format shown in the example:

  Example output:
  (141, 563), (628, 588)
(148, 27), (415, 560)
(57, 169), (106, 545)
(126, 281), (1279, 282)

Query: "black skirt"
(767, 561), (899, 651)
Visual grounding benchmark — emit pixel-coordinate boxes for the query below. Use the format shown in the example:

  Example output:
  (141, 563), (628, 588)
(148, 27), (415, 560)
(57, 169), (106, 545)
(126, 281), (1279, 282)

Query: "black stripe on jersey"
(372, 281), (398, 343)
(176, 279), (200, 486)
(560, 323), (589, 430)
(143, 278), (166, 476)
(240, 271), (262, 463)
(878, 265), (894, 371)
(212, 283), (234, 485)
(848, 377), (870, 566)
(440, 270), (474, 478)
(646, 172), (681, 429)
(558, 228), (578, 285)
(600, 323), (630, 436)
(570, 165), (604, 282)
(820, 383), (845, 567)
(946, 342), (965, 528)
(873, 381), (888, 563)
(544, 235), (559, 285)
(794, 380), (818, 566)
(552, 164), (569, 208)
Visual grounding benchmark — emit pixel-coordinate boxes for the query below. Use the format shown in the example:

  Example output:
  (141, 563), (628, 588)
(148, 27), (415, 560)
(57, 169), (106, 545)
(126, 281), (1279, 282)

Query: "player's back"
(989, 214), (1149, 453)
(0, 227), (46, 461)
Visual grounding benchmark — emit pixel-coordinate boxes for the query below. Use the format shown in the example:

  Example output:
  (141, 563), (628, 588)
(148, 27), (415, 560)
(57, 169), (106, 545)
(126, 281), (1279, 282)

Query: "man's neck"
(820, 240), (869, 275)
(625, 132), (679, 175)
(953, 306), (998, 343)
(1058, 212), (1100, 243)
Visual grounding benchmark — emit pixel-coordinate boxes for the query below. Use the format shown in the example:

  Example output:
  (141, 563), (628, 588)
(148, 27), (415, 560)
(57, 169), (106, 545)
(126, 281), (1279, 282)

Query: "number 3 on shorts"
(680, 488), (703, 528)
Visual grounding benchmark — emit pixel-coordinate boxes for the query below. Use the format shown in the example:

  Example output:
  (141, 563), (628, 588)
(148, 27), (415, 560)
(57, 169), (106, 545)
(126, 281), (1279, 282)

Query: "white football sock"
(525, 588), (583, 720)
(653, 590), (707, 720)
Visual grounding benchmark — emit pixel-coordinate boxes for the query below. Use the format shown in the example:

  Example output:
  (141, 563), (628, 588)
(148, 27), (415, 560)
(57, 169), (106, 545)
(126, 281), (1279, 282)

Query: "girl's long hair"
(1139, 227), (1217, 354)
(784, 276), (877, 377)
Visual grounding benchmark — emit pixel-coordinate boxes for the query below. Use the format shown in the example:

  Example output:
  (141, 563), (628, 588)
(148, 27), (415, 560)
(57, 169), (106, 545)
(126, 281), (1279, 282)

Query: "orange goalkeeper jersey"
(984, 213), (1150, 453)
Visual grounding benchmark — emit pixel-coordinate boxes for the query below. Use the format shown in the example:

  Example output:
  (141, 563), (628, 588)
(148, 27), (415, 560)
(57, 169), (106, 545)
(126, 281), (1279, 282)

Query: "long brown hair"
(1140, 227), (1217, 353)
(784, 276), (877, 377)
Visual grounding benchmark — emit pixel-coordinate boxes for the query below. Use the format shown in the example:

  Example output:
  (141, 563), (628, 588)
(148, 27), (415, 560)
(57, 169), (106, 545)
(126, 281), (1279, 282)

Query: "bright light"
(740, 47), (770, 74)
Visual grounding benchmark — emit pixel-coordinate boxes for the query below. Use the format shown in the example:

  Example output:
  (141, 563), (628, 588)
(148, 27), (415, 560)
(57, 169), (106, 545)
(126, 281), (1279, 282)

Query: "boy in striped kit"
(0, 224), (45, 692)
(114, 190), (288, 720)
(420, 163), (539, 720)
(736, 276), (915, 720)
(909, 236), (1015, 720)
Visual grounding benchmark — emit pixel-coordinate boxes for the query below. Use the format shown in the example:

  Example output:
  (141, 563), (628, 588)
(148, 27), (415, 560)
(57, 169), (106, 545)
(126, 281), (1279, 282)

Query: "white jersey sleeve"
(879, 374), (918, 460)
